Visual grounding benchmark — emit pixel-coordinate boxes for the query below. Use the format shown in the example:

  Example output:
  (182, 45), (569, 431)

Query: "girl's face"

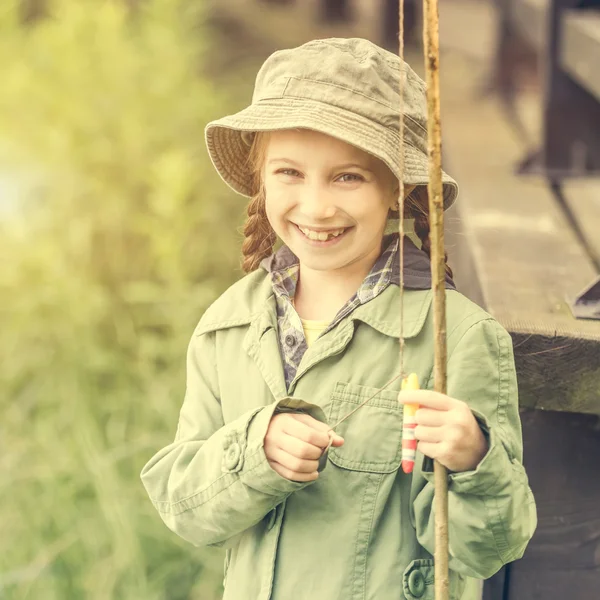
(263, 129), (399, 275)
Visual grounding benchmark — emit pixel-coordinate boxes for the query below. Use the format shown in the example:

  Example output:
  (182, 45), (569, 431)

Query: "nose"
(299, 183), (336, 221)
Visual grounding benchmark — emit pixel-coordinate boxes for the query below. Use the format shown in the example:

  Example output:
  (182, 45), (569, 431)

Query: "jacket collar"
(350, 287), (433, 339)
(196, 234), (453, 340)
(197, 277), (434, 342)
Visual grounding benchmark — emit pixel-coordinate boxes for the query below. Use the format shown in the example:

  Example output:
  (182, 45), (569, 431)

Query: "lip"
(292, 222), (353, 246)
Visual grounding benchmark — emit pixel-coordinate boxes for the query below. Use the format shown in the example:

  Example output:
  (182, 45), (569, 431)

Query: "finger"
(284, 415), (341, 447)
(286, 414), (345, 447)
(416, 440), (441, 460)
(291, 414), (345, 443)
(283, 416), (330, 447)
(415, 407), (447, 427)
(267, 445), (320, 474)
(291, 413), (344, 441)
(414, 424), (444, 443)
(397, 389), (455, 411)
(269, 460), (319, 483)
(277, 433), (323, 460)
(329, 434), (345, 447)
(290, 413), (331, 432)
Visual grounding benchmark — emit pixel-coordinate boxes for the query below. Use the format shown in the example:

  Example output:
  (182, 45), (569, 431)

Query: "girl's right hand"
(264, 413), (345, 482)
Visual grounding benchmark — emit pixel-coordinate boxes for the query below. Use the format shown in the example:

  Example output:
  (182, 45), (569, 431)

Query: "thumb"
(329, 432), (345, 447)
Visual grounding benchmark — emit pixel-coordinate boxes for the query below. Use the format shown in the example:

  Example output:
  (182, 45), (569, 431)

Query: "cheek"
(264, 193), (290, 236)
(265, 184), (294, 219)
(353, 193), (392, 227)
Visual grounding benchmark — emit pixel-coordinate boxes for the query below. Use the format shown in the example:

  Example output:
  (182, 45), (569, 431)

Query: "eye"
(276, 168), (301, 177)
(337, 173), (364, 183)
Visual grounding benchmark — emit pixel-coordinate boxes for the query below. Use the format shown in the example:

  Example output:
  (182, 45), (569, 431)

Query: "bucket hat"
(205, 37), (458, 209)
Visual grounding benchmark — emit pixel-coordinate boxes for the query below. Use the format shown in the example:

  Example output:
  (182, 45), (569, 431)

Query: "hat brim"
(205, 97), (458, 210)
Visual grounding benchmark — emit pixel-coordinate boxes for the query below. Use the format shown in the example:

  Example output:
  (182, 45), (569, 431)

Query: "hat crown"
(252, 38), (428, 153)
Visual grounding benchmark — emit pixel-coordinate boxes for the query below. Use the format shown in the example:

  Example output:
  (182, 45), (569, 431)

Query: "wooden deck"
(435, 0), (600, 415)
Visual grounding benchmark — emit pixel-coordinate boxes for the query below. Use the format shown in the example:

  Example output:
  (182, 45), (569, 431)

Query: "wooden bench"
(446, 0), (600, 414)
(438, 1), (600, 598)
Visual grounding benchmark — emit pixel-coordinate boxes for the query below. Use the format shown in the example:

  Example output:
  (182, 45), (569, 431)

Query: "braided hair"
(406, 186), (453, 280)
(241, 133), (276, 273)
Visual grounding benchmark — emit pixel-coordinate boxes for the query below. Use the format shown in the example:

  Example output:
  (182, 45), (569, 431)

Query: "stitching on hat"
(310, 39), (401, 71)
(220, 107), (428, 163)
(254, 75), (290, 102)
(216, 103), (427, 167)
(282, 76), (427, 136)
(284, 76), (394, 110)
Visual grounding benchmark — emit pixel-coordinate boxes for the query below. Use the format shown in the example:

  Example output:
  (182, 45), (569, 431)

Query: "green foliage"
(0, 1), (245, 598)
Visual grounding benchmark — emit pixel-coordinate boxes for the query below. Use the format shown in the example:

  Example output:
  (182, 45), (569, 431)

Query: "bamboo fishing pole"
(397, 0), (450, 598)
(422, 0), (450, 598)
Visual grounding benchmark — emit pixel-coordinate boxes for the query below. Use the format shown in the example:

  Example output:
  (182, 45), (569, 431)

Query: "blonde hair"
(241, 132), (452, 280)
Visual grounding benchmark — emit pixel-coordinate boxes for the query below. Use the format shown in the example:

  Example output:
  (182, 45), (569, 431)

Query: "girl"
(141, 38), (536, 600)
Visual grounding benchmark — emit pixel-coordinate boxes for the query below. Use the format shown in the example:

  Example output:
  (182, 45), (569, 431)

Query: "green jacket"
(141, 270), (537, 600)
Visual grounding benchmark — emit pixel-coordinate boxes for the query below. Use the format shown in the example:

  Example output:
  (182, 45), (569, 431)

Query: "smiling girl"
(141, 38), (536, 600)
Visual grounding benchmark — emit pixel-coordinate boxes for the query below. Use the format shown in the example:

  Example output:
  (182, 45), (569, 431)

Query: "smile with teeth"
(297, 225), (348, 241)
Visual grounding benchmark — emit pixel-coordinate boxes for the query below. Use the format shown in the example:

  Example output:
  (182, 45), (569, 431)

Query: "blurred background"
(1, 0), (599, 599)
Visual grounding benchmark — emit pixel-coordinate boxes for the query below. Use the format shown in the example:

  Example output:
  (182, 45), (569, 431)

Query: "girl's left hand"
(398, 390), (489, 473)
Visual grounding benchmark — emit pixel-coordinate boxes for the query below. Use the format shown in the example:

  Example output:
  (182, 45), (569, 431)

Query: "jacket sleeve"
(410, 317), (537, 579)
(140, 329), (318, 549)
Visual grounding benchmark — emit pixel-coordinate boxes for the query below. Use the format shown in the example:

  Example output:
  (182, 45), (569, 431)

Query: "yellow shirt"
(292, 298), (330, 346)
(299, 318), (329, 346)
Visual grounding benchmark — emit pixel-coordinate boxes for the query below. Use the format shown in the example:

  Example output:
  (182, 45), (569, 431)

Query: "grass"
(0, 1), (246, 598)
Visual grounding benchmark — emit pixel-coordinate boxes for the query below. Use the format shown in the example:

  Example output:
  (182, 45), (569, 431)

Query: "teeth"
(298, 226), (346, 241)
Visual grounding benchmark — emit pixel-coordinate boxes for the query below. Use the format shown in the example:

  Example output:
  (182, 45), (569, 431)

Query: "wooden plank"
(561, 10), (600, 101)
(438, 49), (600, 414)
(440, 54), (600, 335)
(561, 180), (600, 269)
(505, 410), (600, 596)
(510, 0), (550, 50)
(484, 410), (600, 598)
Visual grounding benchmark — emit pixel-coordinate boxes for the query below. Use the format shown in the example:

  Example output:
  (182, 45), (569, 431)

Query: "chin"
(294, 252), (349, 272)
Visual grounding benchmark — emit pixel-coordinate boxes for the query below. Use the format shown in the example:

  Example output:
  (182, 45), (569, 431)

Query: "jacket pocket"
(327, 381), (403, 473)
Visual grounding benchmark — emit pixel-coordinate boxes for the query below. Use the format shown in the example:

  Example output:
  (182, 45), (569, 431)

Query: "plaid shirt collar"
(260, 234), (454, 389)
(261, 233), (453, 300)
